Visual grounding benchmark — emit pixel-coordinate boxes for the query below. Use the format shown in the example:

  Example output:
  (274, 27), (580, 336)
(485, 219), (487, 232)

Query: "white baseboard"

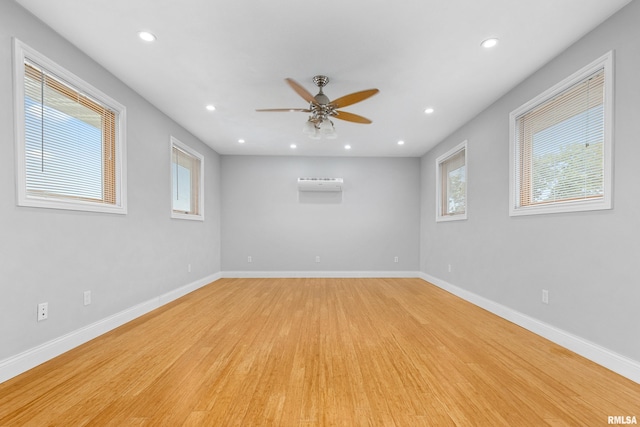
(221, 271), (421, 278)
(419, 272), (640, 384)
(0, 272), (222, 384)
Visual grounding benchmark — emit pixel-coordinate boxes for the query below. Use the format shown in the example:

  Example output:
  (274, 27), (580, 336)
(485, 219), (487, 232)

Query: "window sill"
(171, 212), (204, 221)
(436, 213), (467, 222)
(18, 195), (127, 215)
(509, 198), (611, 217)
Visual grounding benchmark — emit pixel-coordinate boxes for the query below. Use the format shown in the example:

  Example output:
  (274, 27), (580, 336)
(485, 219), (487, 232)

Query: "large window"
(509, 52), (613, 216)
(14, 39), (126, 214)
(171, 137), (204, 220)
(436, 140), (467, 222)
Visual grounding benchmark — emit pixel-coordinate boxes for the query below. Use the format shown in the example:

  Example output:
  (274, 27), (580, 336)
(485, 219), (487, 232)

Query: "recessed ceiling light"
(138, 31), (157, 42)
(481, 38), (499, 48)
(344, 144), (351, 150)
(238, 139), (245, 144)
(205, 104), (216, 111)
(397, 140), (405, 145)
(290, 144), (297, 149)
(424, 108), (435, 114)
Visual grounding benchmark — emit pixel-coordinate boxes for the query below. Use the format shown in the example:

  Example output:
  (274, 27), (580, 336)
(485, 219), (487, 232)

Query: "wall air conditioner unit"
(297, 177), (343, 192)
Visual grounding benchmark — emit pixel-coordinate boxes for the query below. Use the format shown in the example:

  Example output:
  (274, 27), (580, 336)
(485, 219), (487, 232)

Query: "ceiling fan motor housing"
(312, 75), (331, 106)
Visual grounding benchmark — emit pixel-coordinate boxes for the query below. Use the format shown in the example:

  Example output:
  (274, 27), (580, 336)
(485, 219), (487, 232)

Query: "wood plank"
(0, 278), (638, 426)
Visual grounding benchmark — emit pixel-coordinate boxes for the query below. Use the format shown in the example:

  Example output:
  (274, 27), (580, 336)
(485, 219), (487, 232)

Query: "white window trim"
(509, 51), (614, 217)
(436, 140), (468, 222)
(13, 39), (127, 214)
(170, 136), (204, 221)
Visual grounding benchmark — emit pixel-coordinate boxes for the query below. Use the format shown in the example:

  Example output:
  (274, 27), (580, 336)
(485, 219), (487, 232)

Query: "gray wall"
(221, 156), (420, 272)
(0, 1), (221, 360)
(420, 0), (640, 362)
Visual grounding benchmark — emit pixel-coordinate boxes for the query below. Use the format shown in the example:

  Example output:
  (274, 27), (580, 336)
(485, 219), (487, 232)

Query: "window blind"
(23, 61), (117, 204)
(441, 149), (466, 216)
(172, 145), (201, 215)
(517, 69), (605, 207)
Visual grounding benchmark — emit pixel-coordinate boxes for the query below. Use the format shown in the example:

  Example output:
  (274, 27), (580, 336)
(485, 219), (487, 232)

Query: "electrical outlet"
(394, 256), (399, 263)
(84, 291), (91, 306)
(37, 302), (48, 321)
(448, 264), (452, 273)
(542, 289), (549, 304)
(315, 256), (320, 263)
(187, 263), (191, 273)
(247, 256), (252, 263)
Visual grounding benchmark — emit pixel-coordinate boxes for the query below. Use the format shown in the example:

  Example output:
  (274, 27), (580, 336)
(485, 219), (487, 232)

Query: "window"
(436, 140), (467, 222)
(510, 51), (613, 216)
(170, 137), (204, 220)
(14, 39), (126, 214)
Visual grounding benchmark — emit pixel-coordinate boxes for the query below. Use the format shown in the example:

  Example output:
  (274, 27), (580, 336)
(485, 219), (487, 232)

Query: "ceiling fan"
(256, 75), (379, 139)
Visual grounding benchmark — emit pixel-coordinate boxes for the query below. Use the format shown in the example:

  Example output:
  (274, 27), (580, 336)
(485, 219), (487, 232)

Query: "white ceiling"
(15, 0), (631, 157)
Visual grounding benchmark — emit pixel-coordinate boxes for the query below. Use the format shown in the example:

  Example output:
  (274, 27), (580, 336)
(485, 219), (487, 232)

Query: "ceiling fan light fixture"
(303, 120), (316, 135)
(319, 118), (334, 133)
(319, 119), (337, 139)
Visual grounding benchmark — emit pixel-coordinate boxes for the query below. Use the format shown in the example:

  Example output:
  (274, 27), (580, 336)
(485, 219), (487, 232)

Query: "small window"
(510, 51), (613, 216)
(170, 137), (204, 220)
(436, 140), (467, 222)
(14, 39), (126, 214)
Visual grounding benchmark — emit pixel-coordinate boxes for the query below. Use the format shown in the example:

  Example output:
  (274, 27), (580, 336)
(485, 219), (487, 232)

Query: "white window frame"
(13, 39), (127, 214)
(170, 136), (204, 221)
(509, 51), (613, 217)
(436, 140), (468, 222)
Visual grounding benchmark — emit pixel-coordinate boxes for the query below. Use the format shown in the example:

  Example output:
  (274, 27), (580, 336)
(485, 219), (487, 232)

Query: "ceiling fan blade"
(330, 89), (379, 109)
(256, 108), (311, 112)
(285, 78), (318, 105)
(333, 110), (372, 124)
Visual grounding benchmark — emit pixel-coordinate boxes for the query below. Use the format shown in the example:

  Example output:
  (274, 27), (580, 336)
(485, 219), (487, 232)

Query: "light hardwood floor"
(0, 278), (638, 426)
